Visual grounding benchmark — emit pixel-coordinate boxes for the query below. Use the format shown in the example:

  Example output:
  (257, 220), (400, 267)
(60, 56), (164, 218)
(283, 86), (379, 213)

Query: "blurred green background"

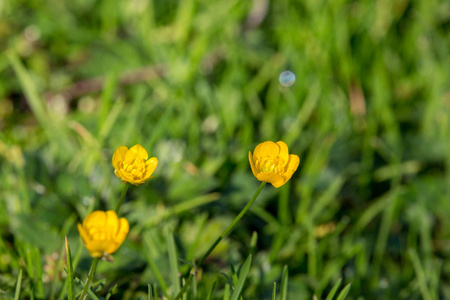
(1, 0), (450, 299)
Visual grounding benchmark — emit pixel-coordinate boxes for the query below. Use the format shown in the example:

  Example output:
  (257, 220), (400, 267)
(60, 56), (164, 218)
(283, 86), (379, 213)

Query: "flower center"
(88, 225), (116, 241)
(121, 158), (147, 179)
(257, 157), (285, 174)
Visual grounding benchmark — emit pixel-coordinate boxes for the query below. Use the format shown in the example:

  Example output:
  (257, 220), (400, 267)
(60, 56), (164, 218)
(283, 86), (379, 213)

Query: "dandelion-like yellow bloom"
(112, 144), (158, 185)
(77, 210), (129, 258)
(249, 141), (300, 188)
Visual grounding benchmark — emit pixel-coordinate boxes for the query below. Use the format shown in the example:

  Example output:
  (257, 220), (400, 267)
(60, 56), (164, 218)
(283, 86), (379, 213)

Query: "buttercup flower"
(248, 141), (300, 188)
(77, 210), (129, 258)
(112, 144), (158, 185)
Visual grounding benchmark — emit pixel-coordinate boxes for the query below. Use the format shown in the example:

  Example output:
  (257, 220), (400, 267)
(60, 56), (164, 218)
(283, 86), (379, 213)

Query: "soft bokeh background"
(1, 0), (450, 299)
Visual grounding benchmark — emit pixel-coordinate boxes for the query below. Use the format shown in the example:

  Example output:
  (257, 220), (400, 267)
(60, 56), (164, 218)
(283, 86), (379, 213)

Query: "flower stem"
(79, 257), (99, 300)
(114, 183), (130, 215)
(174, 182), (266, 300)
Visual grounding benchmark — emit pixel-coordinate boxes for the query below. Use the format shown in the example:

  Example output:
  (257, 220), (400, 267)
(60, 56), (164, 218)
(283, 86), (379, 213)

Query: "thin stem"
(174, 182), (266, 300)
(79, 257), (99, 300)
(115, 183), (130, 215)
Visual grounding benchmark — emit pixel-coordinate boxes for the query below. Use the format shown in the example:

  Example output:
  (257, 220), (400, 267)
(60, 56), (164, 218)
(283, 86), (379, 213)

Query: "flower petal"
(105, 218), (129, 254)
(276, 141), (289, 167)
(112, 146), (128, 171)
(125, 144), (148, 161)
(248, 151), (259, 177)
(116, 218), (129, 244)
(116, 168), (138, 185)
(253, 141), (279, 161)
(105, 210), (119, 235)
(144, 157), (158, 178)
(83, 211), (106, 229)
(256, 172), (286, 188)
(77, 223), (90, 244)
(86, 240), (108, 257)
(281, 154), (300, 183)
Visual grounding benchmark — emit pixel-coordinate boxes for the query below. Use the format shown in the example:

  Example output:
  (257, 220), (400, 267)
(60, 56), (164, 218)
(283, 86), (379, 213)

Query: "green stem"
(79, 257), (99, 300)
(115, 183), (130, 215)
(174, 182), (266, 300)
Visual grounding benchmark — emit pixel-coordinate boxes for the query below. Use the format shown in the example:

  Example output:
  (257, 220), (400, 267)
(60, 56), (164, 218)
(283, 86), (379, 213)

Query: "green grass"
(1, 0), (450, 299)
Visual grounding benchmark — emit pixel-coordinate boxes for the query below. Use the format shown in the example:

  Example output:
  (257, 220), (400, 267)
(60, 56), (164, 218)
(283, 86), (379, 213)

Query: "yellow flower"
(248, 141), (300, 188)
(112, 144), (158, 185)
(77, 210), (129, 258)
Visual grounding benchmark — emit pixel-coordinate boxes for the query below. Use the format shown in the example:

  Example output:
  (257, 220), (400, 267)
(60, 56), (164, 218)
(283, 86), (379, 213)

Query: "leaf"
(325, 278), (342, 300)
(280, 265), (288, 300)
(65, 237), (75, 300)
(272, 282), (277, 300)
(230, 254), (252, 300)
(335, 283), (352, 300)
(14, 269), (22, 300)
(167, 232), (180, 295)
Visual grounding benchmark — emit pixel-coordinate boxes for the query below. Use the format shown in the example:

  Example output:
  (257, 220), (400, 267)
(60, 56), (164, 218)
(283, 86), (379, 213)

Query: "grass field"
(1, 0), (450, 299)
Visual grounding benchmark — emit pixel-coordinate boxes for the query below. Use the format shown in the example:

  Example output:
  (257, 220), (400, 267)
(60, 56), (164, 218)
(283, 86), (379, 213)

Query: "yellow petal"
(248, 151), (259, 177)
(256, 172), (286, 188)
(282, 154), (300, 182)
(105, 210), (119, 235)
(144, 157), (158, 178)
(112, 146), (128, 170)
(88, 250), (104, 258)
(106, 218), (129, 254)
(253, 141), (279, 161)
(116, 168), (137, 185)
(284, 154), (300, 174)
(104, 242), (120, 255)
(83, 211), (106, 228)
(125, 144), (148, 161)
(116, 218), (129, 245)
(276, 141), (289, 167)
(77, 223), (90, 244)
(86, 240), (108, 257)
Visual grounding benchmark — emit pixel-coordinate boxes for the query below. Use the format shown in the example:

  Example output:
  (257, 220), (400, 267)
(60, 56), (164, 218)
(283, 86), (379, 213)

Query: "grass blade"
(167, 231), (181, 295)
(71, 274), (100, 300)
(408, 248), (433, 300)
(105, 284), (117, 300)
(230, 254), (252, 300)
(223, 283), (231, 300)
(14, 269), (23, 300)
(335, 283), (352, 300)
(325, 278), (342, 300)
(206, 280), (217, 300)
(6, 51), (72, 156)
(65, 237), (75, 300)
(148, 284), (153, 300)
(154, 283), (159, 300)
(280, 265), (288, 300)
(143, 235), (169, 297)
(249, 231), (258, 255)
(272, 282), (277, 300)
(33, 246), (44, 298)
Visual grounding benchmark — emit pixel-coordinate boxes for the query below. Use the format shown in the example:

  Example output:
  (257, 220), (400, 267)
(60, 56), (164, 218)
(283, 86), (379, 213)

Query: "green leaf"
(148, 284), (152, 300)
(223, 283), (231, 300)
(272, 282), (277, 300)
(65, 237), (75, 300)
(325, 278), (342, 300)
(280, 265), (288, 300)
(72, 275), (100, 300)
(335, 283), (352, 300)
(14, 269), (22, 300)
(230, 254), (252, 300)
(167, 231), (180, 295)
(206, 280), (217, 300)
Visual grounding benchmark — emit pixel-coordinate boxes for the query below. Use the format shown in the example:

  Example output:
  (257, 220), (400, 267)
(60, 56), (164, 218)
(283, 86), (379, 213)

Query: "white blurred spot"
(379, 278), (389, 289)
(279, 71), (295, 87)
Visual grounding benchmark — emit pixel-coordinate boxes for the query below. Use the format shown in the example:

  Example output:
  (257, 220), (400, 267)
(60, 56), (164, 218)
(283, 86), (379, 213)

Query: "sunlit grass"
(1, 0), (449, 299)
